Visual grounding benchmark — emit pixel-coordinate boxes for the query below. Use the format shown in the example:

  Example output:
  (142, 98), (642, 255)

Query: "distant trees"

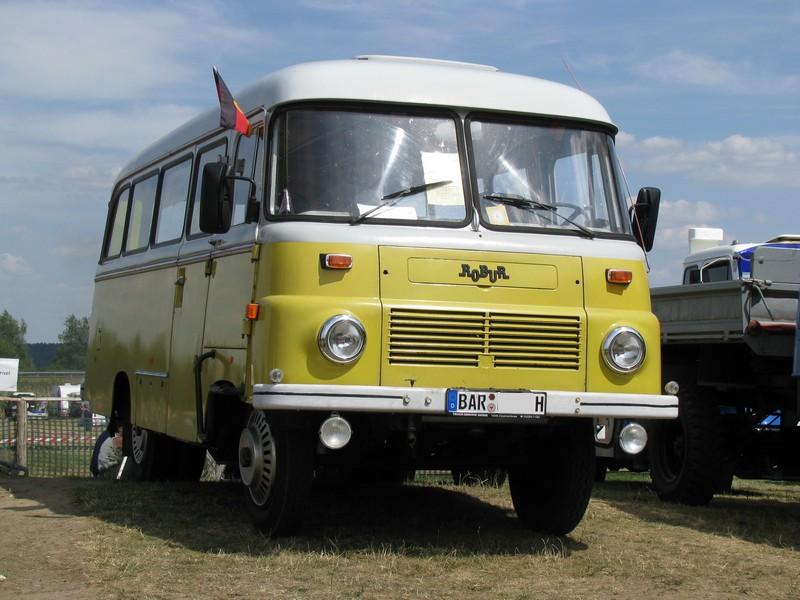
(52, 315), (89, 370)
(0, 310), (34, 369)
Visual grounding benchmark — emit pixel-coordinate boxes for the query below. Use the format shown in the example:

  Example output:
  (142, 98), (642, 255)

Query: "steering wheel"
(552, 202), (589, 222)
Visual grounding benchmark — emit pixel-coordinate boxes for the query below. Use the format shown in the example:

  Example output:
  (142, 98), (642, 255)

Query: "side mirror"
(631, 187), (660, 252)
(199, 161), (233, 234)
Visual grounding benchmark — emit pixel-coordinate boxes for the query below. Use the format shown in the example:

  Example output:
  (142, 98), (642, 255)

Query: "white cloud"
(0, 2), (265, 101)
(619, 133), (800, 188)
(0, 253), (32, 275)
(633, 50), (800, 95)
(654, 198), (724, 251)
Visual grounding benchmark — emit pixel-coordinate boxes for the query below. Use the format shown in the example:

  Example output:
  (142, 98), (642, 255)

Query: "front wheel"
(239, 410), (313, 536)
(508, 420), (594, 536)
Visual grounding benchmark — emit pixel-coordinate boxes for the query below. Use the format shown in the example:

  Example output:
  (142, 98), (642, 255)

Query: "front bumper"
(253, 384), (678, 420)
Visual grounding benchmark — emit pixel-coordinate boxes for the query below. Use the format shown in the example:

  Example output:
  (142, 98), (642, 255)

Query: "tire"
(649, 387), (721, 505)
(239, 410), (313, 536)
(508, 420), (594, 536)
(451, 468), (507, 487)
(122, 420), (158, 480)
(594, 460), (607, 482)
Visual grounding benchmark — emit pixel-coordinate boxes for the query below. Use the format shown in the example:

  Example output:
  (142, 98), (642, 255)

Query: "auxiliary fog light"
(619, 422), (648, 455)
(319, 414), (352, 450)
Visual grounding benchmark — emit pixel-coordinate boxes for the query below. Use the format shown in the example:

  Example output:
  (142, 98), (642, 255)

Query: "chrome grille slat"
(387, 308), (581, 369)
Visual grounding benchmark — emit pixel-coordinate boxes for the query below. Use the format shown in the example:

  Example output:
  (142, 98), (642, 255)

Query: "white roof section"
(120, 57), (615, 179)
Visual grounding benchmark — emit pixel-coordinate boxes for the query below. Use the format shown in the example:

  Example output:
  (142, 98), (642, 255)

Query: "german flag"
(212, 66), (250, 136)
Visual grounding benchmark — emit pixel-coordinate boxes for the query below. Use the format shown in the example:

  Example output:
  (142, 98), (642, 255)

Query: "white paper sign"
(0, 358), (20, 392)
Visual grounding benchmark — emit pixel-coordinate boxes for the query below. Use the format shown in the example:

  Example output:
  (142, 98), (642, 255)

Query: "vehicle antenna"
(561, 57), (584, 92)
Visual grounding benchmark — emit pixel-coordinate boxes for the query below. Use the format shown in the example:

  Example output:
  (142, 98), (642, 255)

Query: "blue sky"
(0, 0), (797, 341)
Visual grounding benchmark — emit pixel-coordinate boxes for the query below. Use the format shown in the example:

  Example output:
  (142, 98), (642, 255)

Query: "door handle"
(175, 275), (186, 286)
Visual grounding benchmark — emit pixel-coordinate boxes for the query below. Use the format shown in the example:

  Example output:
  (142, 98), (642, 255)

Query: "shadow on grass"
(593, 474), (800, 550)
(2, 476), (587, 558)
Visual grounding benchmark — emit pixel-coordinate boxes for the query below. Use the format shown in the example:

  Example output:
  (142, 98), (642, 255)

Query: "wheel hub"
(131, 426), (147, 465)
(238, 411), (275, 505)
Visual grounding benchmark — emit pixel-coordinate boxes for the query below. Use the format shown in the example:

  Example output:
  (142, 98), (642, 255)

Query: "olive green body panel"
(85, 264), (176, 429)
(165, 258), (210, 441)
(203, 250), (257, 349)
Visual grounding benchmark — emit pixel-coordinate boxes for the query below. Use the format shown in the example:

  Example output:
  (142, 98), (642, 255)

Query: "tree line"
(0, 310), (89, 370)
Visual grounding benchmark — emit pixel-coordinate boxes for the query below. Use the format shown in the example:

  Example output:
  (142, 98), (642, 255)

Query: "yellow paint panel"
(583, 257), (661, 394)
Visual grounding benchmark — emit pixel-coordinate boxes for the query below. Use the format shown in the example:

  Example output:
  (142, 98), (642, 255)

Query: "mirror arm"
(224, 175), (260, 223)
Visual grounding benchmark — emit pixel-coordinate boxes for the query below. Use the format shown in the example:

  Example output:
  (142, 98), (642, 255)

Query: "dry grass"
(46, 472), (799, 600)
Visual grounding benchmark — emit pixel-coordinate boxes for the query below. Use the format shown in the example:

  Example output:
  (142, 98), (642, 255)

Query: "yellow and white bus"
(85, 56), (676, 536)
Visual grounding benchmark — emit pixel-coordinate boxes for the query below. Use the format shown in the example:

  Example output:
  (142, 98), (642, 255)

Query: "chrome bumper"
(252, 384), (678, 420)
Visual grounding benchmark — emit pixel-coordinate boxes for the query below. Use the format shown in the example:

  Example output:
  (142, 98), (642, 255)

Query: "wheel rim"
(239, 411), (275, 506)
(131, 426), (147, 465)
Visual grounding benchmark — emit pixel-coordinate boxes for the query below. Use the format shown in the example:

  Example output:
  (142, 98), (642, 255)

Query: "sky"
(0, 0), (798, 341)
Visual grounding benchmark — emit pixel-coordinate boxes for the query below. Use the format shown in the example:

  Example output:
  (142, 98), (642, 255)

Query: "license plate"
(446, 389), (547, 417)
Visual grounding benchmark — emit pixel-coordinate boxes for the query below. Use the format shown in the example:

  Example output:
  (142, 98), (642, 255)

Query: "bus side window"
(125, 173), (159, 252)
(188, 140), (227, 236)
(154, 157), (192, 245)
(104, 187), (130, 260)
(232, 127), (263, 225)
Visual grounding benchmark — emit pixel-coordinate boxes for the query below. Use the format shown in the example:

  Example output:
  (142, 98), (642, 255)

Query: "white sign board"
(0, 358), (20, 392)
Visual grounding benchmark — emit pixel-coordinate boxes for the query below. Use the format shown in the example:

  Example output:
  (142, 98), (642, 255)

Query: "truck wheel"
(122, 421), (157, 480)
(239, 410), (312, 536)
(508, 420), (594, 536)
(649, 388), (721, 505)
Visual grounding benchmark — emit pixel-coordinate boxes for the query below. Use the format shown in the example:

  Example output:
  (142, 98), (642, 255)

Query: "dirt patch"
(0, 478), (108, 600)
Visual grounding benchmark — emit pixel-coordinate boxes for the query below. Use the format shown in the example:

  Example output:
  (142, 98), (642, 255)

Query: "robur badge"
(458, 263), (510, 283)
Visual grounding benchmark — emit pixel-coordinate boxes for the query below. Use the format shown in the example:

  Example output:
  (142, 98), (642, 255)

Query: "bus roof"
(119, 56), (616, 180)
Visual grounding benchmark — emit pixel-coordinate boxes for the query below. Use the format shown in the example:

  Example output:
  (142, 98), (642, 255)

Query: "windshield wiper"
(351, 180), (452, 225)
(482, 192), (594, 239)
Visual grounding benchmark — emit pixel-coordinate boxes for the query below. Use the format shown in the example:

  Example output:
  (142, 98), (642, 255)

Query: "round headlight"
(318, 315), (366, 364)
(602, 327), (645, 373)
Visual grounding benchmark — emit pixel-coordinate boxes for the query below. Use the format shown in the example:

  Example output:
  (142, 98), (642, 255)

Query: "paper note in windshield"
(421, 152), (462, 206)
(486, 205), (510, 225)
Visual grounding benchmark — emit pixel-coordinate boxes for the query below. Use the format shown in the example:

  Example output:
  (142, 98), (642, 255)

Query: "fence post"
(16, 399), (27, 471)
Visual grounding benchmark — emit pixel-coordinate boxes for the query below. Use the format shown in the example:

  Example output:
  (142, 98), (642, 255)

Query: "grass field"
(4, 472), (778, 599)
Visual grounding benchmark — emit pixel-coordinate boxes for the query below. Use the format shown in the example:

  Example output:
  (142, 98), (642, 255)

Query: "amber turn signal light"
(245, 303), (260, 320)
(322, 253), (353, 269)
(606, 269), (633, 284)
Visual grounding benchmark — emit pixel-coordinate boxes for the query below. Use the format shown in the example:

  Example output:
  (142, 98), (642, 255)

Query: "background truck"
(647, 229), (800, 504)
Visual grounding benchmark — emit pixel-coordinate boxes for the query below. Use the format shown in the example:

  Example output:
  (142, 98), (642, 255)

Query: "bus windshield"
(470, 119), (631, 235)
(268, 108), (468, 224)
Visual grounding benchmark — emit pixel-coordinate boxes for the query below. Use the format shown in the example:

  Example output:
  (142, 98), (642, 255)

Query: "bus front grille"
(387, 308), (581, 369)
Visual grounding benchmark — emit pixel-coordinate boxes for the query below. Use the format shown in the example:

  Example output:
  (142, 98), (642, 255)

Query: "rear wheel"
(649, 388), (721, 505)
(239, 410), (313, 536)
(508, 420), (594, 536)
(122, 421), (158, 480)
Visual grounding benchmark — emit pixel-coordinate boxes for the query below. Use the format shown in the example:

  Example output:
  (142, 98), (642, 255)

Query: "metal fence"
(0, 398), (106, 477)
